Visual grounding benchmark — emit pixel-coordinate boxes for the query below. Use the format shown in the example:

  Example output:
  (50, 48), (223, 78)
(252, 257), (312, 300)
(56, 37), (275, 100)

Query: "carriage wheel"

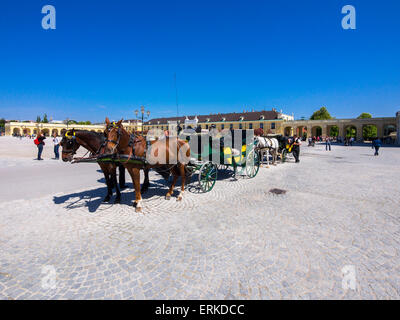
(199, 162), (217, 192)
(281, 149), (288, 163)
(245, 149), (260, 178)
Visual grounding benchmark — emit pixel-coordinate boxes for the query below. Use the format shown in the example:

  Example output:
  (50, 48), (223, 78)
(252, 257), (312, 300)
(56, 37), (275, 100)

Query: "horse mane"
(70, 129), (105, 153)
(72, 129), (104, 141)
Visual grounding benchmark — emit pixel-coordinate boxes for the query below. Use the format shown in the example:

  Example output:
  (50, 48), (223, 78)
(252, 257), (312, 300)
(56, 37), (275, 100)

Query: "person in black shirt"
(292, 135), (302, 163)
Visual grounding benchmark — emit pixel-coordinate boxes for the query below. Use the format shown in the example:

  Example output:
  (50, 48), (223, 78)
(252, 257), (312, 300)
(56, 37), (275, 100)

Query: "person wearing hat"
(292, 134), (302, 163)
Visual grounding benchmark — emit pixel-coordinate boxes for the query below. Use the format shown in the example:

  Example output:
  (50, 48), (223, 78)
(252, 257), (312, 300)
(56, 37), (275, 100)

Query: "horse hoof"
(135, 207), (142, 213)
(103, 196), (111, 202)
(165, 195), (171, 200)
(114, 198), (121, 204)
(176, 196), (182, 202)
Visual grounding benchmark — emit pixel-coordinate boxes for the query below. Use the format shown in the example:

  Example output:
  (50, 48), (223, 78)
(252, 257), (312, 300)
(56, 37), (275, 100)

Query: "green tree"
(329, 126), (339, 137)
(357, 113), (372, 119)
(346, 126), (357, 138)
(357, 113), (377, 140)
(310, 107), (332, 120)
(36, 116), (41, 123)
(42, 114), (49, 123)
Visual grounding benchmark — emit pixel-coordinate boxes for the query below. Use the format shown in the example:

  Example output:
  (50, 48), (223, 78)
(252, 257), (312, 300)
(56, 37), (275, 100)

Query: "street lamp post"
(134, 106), (150, 135)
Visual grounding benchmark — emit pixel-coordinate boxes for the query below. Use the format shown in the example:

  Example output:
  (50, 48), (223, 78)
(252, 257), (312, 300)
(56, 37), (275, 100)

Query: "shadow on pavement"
(53, 187), (107, 212)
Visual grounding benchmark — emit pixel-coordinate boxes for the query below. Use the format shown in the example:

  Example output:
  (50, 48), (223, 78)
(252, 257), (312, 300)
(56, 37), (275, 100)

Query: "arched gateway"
(284, 113), (398, 143)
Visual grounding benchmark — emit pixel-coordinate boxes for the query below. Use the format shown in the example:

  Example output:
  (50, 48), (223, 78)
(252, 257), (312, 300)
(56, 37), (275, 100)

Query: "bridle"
(62, 130), (78, 155)
(105, 122), (122, 153)
(105, 123), (146, 164)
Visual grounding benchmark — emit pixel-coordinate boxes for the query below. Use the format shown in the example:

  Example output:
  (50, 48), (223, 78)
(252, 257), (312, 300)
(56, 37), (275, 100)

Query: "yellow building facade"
(5, 121), (142, 136)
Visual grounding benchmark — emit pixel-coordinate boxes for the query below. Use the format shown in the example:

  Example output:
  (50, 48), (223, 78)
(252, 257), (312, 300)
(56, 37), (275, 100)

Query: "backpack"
(34, 138), (39, 145)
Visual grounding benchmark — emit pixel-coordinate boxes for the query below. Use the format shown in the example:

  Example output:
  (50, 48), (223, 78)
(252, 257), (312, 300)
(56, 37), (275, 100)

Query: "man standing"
(292, 134), (302, 163)
(52, 132), (61, 159)
(372, 138), (382, 156)
(325, 136), (331, 151)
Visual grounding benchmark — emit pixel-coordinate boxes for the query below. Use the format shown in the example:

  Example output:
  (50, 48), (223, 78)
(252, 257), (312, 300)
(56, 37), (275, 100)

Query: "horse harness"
(105, 123), (148, 165)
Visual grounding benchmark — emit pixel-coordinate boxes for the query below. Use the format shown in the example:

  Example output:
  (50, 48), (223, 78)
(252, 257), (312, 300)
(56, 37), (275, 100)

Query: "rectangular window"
(249, 123), (253, 129)
(230, 123), (233, 129)
(260, 123), (263, 129)
(239, 123), (243, 129)
(221, 124), (224, 130)
(206, 125), (209, 129)
(271, 123), (275, 129)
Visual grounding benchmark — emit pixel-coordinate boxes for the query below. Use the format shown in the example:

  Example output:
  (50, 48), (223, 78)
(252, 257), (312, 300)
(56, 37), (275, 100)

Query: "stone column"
(306, 126), (312, 138)
(338, 124), (345, 138)
(321, 125), (328, 138)
(356, 124), (363, 141)
(376, 123), (384, 139)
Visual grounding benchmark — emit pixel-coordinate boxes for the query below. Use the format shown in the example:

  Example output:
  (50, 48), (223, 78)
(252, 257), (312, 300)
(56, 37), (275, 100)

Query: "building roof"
(138, 110), (281, 125)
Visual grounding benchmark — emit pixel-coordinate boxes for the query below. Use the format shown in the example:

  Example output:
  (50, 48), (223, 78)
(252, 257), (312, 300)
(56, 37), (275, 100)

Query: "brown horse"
(60, 129), (150, 204)
(104, 118), (190, 212)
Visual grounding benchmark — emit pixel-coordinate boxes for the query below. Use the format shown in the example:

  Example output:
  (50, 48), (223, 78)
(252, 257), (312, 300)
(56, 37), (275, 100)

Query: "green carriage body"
(184, 130), (260, 193)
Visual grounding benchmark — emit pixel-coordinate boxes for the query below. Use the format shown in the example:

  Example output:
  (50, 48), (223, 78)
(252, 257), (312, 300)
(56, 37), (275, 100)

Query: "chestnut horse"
(60, 129), (150, 204)
(104, 118), (190, 213)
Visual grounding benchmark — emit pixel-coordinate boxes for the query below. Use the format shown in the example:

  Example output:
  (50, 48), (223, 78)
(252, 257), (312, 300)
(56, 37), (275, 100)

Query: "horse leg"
(113, 168), (121, 204)
(141, 167), (150, 194)
(177, 164), (186, 201)
(103, 172), (112, 202)
(259, 150), (263, 167)
(265, 149), (270, 168)
(131, 167), (143, 213)
(166, 173), (179, 200)
(118, 164), (127, 189)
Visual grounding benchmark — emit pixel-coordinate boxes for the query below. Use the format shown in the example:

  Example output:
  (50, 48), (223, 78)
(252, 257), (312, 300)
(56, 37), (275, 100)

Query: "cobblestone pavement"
(1, 144), (400, 299)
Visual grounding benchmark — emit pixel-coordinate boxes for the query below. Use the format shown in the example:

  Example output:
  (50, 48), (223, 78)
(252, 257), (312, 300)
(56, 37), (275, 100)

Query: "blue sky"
(0, 0), (399, 122)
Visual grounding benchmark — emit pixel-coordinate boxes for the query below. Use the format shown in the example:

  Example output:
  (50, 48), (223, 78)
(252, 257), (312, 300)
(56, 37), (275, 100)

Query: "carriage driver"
(292, 134), (302, 163)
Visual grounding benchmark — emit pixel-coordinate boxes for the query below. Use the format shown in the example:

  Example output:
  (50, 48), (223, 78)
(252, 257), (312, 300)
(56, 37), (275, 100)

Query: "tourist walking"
(325, 136), (331, 151)
(52, 132), (61, 159)
(292, 134), (302, 163)
(372, 138), (382, 156)
(34, 132), (46, 160)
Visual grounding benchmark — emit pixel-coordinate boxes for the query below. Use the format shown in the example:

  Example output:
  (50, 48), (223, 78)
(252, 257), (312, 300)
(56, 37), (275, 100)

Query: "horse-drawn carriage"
(183, 130), (260, 192)
(65, 126), (260, 202)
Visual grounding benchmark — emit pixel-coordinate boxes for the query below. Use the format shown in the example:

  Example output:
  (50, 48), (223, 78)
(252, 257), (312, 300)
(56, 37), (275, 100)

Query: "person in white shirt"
(52, 132), (61, 159)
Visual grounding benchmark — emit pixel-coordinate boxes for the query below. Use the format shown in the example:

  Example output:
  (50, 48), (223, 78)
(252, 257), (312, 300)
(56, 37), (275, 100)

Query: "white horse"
(255, 137), (279, 167)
